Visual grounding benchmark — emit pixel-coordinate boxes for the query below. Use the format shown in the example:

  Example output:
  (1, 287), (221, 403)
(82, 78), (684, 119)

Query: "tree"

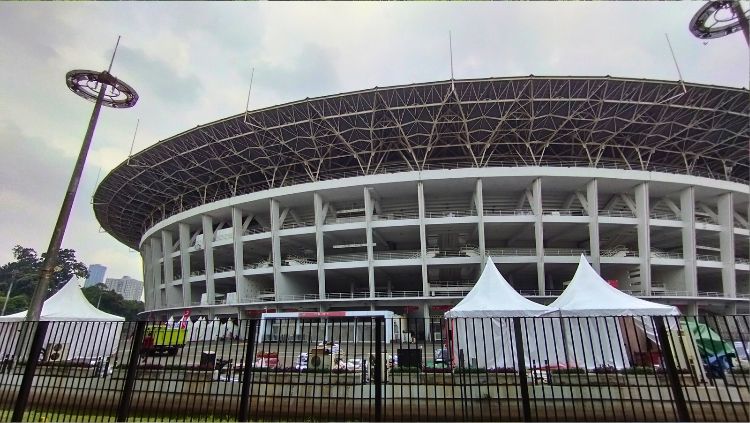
(2, 295), (28, 315)
(81, 285), (145, 321)
(0, 245), (89, 317)
(0, 245), (88, 299)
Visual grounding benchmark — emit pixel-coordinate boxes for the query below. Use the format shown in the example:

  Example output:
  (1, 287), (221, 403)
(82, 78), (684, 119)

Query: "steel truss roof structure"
(94, 76), (750, 248)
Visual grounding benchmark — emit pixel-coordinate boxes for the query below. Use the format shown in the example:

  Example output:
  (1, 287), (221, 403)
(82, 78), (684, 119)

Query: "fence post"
(116, 320), (146, 422)
(238, 319), (257, 422)
(12, 320), (49, 422)
(654, 317), (690, 422)
(374, 316), (383, 422)
(513, 317), (531, 422)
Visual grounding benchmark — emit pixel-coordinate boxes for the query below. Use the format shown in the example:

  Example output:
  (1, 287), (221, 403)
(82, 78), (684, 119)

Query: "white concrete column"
(681, 187), (698, 296)
(270, 199), (283, 300)
(161, 230), (175, 307)
(313, 193), (326, 300)
(586, 179), (600, 272)
(475, 178), (486, 267)
(531, 178), (545, 295)
(142, 245), (153, 310)
(364, 187), (375, 297)
(178, 223), (192, 307)
(718, 192), (736, 298)
(418, 182), (429, 297)
(202, 215), (216, 305)
(232, 207), (248, 303)
(422, 304), (431, 342)
(635, 182), (652, 295)
(150, 237), (163, 309)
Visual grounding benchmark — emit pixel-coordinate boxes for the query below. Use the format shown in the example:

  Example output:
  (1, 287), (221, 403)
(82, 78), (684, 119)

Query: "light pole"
(2, 271), (36, 316)
(24, 38), (138, 322)
(689, 1), (750, 46)
(2, 271), (17, 316)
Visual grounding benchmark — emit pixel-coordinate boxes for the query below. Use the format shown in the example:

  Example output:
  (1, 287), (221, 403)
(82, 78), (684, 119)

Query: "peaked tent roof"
(0, 277), (125, 322)
(445, 258), (558, 318)
(550, 255), (680, 317)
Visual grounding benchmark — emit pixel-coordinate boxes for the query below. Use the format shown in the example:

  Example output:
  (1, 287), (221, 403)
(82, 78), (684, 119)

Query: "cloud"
(254, 44), (341, 101)
(0, 1), (748, 283)
(116, 46), (204, 105)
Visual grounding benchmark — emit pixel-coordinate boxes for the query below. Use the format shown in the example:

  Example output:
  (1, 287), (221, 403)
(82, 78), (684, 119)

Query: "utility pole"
(2, 271), (17, 316)
(24, 37), (138, 321)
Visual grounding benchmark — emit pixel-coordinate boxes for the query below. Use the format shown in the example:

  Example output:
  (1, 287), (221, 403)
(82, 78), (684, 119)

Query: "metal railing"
(373, 211), (419, 220)
(3, 315), (749, 422)
(425, 209), (477, 218)
(243, 226), (267, 235)
(373, 250), (422, 260)
(324, 292), (372, 300)
(280, 220), (314, 230)
(650, 212), (681, 221)
(486, 248), (537, 256)
(325, 216), (366, 224)
(696, 254), (722, 262)
(325, 252), (368, 263)
(543, 209), (587, 216)
(483, 208), (535, 217)
(598, 209), (636, 218)
(695, 215), (718, 225)
(244, 260), (273, 270)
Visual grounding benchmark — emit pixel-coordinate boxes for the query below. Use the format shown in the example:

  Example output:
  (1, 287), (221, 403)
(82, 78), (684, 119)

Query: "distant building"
(84, 264), (107, 288)
(104, 276), (143, 302)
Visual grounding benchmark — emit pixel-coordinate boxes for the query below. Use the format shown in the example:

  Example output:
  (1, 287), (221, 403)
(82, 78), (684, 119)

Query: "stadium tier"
(94, 76), (750, 329)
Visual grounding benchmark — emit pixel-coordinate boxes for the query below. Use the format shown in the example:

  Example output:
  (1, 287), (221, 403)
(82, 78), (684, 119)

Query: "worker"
(142, 332), (155, 364)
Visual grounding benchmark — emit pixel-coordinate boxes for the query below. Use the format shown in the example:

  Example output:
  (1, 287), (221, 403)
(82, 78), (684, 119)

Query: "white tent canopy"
(0, 277), (125, 360)
(551, 255), (680, 317)
(550, 255), (680, 369)
(445, 258), (564, 370)
(445, 258), (557, 318)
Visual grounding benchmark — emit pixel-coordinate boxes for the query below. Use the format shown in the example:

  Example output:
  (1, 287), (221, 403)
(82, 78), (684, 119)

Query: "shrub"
(422, 367), (452, 373)
(454, 367), (517, 374)
(391, 366), (420, 373)
(619, 366), (691, 375)
(592, 365), (618, 374)
(35, 361), (95, 368)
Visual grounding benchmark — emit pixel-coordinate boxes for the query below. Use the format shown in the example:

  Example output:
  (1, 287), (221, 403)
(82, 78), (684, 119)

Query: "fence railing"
(2, 315), (748, 422)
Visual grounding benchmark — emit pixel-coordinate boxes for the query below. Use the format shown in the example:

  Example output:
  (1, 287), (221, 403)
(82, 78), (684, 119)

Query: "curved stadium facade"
(94, 76), (750, 334)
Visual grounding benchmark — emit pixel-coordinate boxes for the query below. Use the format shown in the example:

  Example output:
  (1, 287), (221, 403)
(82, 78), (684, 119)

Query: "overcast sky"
(0, 1), (747, 282)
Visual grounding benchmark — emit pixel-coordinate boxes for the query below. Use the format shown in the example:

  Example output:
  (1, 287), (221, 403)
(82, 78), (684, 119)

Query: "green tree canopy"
(0, 245), (90, 316)
(0, 245), (89, 299)
(82, 285), (144, 321)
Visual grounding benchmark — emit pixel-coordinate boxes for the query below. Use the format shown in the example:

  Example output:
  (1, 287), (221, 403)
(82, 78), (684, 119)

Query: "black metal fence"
(0, 315), (748, 421)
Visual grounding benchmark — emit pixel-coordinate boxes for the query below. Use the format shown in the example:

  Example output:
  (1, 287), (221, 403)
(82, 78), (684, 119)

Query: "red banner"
(430, 305), (452, 312)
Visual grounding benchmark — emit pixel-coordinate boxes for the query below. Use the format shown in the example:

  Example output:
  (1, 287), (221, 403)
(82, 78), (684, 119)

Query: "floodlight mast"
(24, 38), (138, 322)
(689, 1), (749, 46)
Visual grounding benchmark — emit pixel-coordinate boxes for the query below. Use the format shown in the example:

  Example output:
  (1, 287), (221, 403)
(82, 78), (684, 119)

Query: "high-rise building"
(84, 264), (107, 288)
(104, 276), (143, 302)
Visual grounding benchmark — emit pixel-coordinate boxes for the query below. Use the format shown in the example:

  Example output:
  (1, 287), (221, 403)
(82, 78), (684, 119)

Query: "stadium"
(93, 76), (749, 336)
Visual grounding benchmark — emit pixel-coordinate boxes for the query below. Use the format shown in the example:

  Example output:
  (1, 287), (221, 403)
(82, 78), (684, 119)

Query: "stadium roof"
(93, 76), (750, 248)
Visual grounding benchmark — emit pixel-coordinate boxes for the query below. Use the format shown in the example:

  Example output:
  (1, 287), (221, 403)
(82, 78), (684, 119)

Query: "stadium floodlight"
(689, 1), (750, 45)
(25, 37), (138, 321)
